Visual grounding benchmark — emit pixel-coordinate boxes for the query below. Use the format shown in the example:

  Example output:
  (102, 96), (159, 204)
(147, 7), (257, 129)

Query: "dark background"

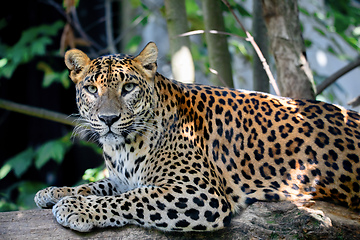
(0, 0), (112, 206)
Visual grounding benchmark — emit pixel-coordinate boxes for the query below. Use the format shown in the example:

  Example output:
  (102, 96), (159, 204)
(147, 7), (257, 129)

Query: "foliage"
(301, 0), (360, 59)
(299, 1), (359, 102)
(0, 20), (64, 79)
(37, 62), (71, 89)
(0, 181), (47, 211)
(325, 0), (360, 53)
(0, 19), (75, 211)
(0, 19), (70, 89)
(15, 181), (47, 210)
(126, 35), (143, 53)
(0, 148), (34, 180)
(0, 133), (101, 211)
(0, 134), (71, 181)
(82, 166), (107, 183)
(0, 12), (104, 211)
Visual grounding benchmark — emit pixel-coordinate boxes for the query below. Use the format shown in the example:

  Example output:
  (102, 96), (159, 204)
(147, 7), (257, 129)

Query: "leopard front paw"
(52, 195), (98, 232)
(34, 186), (73, 208)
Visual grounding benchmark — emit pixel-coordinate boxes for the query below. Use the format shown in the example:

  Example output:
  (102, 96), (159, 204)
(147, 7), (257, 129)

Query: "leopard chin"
(99, 132), (125, 145)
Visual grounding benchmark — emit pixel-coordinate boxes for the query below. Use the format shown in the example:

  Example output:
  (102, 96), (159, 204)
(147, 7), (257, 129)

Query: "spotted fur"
(35, 42), (360, 232)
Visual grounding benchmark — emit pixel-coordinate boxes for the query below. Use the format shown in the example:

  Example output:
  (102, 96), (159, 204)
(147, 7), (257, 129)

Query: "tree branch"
(69, 6), (103, 51)
(113, 11), (148, 49)
(178, 30), (244, 39)
(221, 0), (280, 96)
(105, 0), (117, 54)
(42, 0), (103, 52)
(0, 99), (78, 127)
(316, 56), (360, 95)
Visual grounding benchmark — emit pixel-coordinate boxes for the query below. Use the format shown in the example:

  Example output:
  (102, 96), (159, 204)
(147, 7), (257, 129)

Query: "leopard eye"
(85, 85), (98, 94)
(122, 83), (136, 94)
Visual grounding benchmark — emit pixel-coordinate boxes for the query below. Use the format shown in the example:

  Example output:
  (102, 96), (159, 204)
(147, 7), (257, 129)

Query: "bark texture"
(262, 0), (316, 99)
(164, 0), (195, 83)
(202, 0), (234, 88)
(1, 201), (359, 239)
(252, 0), (270, 93)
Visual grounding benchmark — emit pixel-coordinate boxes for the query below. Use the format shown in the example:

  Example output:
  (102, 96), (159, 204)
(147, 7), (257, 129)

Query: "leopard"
(34, 42), (360, 232)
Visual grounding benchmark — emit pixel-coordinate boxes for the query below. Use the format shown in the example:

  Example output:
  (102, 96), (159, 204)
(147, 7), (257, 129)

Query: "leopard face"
(66, 50), (157, 145)
(34, 42), (360, 233)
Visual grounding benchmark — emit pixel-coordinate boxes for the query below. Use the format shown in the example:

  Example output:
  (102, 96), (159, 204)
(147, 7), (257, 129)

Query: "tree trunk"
(164, 0), (195, 83)
(202, 0), (234, 88)
(262, 0), (316, 99)
(105, 0), (116, 54)
(252, 0), (270, 93)
(119, 0), (134, 52)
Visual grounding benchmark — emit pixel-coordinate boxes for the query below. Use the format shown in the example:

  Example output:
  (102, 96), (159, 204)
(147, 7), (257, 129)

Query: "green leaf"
(235, 5), (251, 17)
(185, 0), (200, 15)
(30, 37), (51, 56)
(35, 139), (70, 169)
(0, 164), (11, 180)
(0, 18), (7, 30)
(60, 70), (71, 88)
(0, 63), (17, 78)
(126, 35), (142, 53)
(82, 166), (106, 182)
(0, 20), (64, 79)
(35, 143), (53, 169)
(327, 46), (337, 55)
(16, 181), (47, 210)
(313, 27), (326, 36)
(129, 0), (141, 8)
(304, 39), (312, 48)
(0, 148), (34, 179)
(299, 7), (310, 16)
(38, 62), (71, 88)
(0, 198), (18, 211)
(0, 58), (8, 68)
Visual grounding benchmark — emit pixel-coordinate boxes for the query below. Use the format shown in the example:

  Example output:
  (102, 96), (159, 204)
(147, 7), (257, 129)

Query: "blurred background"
(0, 0), (359, 211)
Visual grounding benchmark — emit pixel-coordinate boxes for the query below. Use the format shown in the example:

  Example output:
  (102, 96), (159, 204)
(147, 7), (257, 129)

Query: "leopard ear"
(134, 42), (158, 78)
(65, 49), (91, 84)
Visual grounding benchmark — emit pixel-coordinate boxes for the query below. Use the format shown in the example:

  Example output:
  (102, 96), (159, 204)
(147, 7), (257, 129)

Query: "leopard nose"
(98, 114), (120, 126)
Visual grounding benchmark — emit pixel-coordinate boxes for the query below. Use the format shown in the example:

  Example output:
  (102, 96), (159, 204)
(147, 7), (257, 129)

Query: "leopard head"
(65, 42), (158, 145)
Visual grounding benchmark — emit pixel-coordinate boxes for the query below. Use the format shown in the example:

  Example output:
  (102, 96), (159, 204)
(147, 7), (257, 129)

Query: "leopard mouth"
(95, 122), (134, 145)
(99, 132), (125, 145)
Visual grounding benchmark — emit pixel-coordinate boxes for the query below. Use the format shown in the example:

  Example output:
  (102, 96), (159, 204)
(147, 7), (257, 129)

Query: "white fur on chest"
(103, 144), (146, 193)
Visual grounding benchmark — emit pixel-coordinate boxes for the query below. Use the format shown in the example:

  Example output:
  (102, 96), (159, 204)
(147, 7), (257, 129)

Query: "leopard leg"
(52, 183), (233, 232)
(34, 178), (122, 208)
